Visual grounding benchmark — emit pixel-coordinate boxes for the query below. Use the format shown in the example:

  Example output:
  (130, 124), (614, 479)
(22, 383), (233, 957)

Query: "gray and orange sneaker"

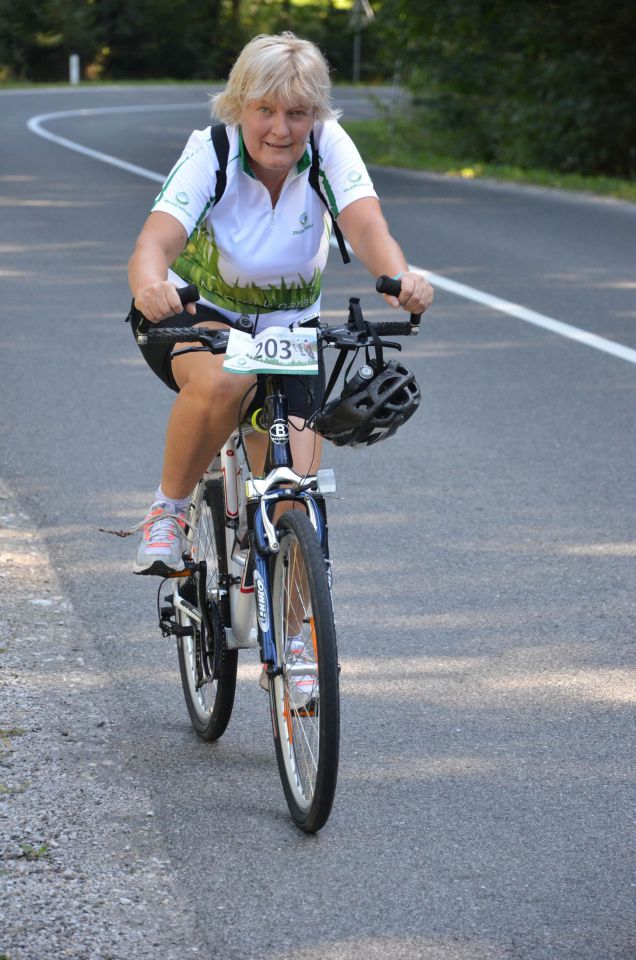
(133, 502), (188, 576)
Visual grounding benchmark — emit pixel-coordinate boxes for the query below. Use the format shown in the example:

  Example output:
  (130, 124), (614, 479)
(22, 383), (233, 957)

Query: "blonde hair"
(211, 32), (341, 124)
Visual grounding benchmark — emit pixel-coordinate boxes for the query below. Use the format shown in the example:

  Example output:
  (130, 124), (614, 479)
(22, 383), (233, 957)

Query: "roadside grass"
(343, 118), (636, 203)
(0, 727), (25, 752)
(18, 842), (50, 861)
(0, 782), (30, 796)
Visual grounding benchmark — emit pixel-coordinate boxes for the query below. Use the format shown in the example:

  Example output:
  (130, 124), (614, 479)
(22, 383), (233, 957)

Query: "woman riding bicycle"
(128, 31), (434, 576)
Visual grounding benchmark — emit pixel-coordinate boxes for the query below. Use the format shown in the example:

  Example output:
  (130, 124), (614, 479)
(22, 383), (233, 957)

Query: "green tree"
(0, 0), (393, 85)
(0, 0), (99, 81)
(373, 0), (636, 177)
(101, 0), (235, 80)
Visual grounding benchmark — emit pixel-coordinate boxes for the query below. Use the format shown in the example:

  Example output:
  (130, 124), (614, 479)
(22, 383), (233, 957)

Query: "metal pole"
(388, 59), (402, 133)
(69, 54), (80, 85)
(353, 28), (361, 84)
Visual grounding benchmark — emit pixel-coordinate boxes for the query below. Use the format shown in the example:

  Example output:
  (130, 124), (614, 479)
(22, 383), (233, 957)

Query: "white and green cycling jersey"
(151, 120), (377, 329)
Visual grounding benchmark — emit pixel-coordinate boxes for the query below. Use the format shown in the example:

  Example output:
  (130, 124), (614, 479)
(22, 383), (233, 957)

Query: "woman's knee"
(173, 353), (253, 402)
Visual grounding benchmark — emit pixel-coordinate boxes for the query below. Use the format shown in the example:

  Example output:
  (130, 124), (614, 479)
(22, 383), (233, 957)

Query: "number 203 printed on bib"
(223, 326), (319, 375)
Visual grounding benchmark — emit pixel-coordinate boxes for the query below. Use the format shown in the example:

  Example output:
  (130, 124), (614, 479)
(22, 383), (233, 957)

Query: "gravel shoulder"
(0, 480), (197, 960)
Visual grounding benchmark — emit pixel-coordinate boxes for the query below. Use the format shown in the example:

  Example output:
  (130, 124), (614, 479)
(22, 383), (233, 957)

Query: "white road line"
(409, 268), (636, 365)
(27, 105), (636, 366)
(27, 105), (205, 183)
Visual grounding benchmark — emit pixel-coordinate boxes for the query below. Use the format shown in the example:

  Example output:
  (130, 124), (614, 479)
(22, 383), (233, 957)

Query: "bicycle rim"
(269, 510), (339, 832)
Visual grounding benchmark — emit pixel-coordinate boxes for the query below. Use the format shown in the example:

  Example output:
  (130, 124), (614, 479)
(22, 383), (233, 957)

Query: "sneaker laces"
(131, 504), (187, 542)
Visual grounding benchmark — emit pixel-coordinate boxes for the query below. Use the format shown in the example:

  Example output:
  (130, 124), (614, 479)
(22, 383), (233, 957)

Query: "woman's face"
(239, 99), (314, 179)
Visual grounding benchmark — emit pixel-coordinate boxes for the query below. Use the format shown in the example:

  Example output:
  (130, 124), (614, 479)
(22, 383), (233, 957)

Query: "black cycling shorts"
(127, 302), (324, 418)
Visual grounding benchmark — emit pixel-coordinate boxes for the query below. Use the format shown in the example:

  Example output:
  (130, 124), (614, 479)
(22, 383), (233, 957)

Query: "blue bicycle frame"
(246, 378), (328, 674)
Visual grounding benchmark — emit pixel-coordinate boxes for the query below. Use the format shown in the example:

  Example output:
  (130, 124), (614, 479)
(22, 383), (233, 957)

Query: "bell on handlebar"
(236, 315), (253, 333)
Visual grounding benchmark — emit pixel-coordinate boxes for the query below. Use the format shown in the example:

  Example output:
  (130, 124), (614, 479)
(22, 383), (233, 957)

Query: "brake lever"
(193, 328), (231, 352)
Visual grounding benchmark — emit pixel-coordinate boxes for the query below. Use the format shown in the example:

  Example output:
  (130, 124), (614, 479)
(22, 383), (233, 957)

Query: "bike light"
(316, 468), (337, 494)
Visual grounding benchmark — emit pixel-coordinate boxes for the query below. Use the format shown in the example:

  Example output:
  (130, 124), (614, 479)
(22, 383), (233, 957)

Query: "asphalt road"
(1, 85), (635, 960)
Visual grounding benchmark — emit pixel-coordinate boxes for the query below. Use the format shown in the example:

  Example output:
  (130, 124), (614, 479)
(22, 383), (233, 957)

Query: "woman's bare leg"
(160, 325), (256, 499)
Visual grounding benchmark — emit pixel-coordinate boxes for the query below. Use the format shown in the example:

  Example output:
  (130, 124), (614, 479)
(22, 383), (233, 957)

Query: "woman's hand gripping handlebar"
(136, 284), (251, 348)
(133, 280), (200, 324)
(375, 273), (434, 332)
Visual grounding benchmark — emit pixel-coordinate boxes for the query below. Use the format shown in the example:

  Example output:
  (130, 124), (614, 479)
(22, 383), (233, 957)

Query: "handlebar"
(137, 277), (422, 351)
(141, 326), (226, 346)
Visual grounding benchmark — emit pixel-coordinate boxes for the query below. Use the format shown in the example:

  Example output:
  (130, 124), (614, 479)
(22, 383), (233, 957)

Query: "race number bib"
(223, 326), (319, 375)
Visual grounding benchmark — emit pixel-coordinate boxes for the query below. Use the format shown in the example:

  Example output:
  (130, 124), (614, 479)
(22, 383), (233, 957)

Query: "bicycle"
(135, 277), (421, 832)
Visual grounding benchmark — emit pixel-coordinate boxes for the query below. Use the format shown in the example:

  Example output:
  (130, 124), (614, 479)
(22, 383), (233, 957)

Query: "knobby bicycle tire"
(177, 477), (237, 741)
(268, 510), (339, 832)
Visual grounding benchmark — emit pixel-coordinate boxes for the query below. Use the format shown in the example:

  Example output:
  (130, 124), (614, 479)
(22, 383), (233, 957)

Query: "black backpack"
(210, 123), (350, 265)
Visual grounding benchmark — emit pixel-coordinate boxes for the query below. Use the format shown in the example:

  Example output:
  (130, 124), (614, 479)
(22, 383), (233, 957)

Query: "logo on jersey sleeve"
(344, 168), (370, 193)
(155, 189), (194, 220)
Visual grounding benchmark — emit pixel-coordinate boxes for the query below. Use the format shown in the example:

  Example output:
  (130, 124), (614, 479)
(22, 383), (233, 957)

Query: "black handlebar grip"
(144, 327), (204, 344)
(368, 320), (416, 337)
(376, 274), (422, 328)
(376, 275), (402, 298)
(177, 283), (200, 306)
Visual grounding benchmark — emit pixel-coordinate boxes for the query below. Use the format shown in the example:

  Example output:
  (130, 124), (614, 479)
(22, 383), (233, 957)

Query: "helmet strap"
(319, 346), (349, 411)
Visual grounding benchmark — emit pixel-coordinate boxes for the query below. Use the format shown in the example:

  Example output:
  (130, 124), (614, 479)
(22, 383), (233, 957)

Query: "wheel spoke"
(176, 478), (237, 741)
(269, 510), (339, 831)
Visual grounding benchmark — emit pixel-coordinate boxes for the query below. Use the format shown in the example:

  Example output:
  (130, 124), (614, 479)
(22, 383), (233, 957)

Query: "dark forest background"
(1, 0), (633, 178)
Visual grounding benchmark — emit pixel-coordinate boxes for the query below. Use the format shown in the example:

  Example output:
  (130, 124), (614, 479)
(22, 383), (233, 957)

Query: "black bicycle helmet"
(313, 358), (421, 447)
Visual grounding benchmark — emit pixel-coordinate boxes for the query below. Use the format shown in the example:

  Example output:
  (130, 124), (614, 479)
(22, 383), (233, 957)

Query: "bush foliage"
(379, 0), (635, 177)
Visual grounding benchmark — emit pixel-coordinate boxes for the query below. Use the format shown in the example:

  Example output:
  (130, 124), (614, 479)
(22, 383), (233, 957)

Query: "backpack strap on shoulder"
(211, 122), (230, 207)
(309, 130), (351, 265)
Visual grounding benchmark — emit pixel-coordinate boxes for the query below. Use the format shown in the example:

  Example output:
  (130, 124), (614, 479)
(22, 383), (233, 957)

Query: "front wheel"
(269, 510), (339, 832)
(176, 478), (237, 741)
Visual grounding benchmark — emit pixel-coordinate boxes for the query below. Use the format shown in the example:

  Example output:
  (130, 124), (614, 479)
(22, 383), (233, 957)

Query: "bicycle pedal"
(160, 619), (194, 638)
(165, 563), (194, 579)
(158, 599), (194, 638)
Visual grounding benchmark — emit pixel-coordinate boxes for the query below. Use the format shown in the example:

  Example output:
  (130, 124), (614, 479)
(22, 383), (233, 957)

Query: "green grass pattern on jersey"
(173, 224), (322, 313)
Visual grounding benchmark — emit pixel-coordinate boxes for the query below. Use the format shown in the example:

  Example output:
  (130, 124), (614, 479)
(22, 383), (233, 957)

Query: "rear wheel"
(269, 510), (339, 832)
(176, 478), (237, 741)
